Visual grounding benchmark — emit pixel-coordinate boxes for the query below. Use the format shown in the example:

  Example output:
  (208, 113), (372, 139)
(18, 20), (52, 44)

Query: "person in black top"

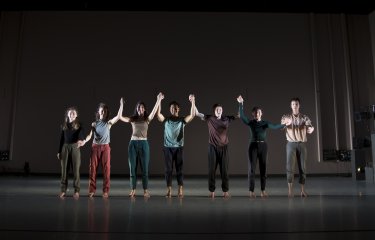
(57, 107), (86, 199)
(237, 95), (288, 198)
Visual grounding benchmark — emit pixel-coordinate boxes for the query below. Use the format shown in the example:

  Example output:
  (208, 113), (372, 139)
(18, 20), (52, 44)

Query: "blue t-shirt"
(163, 116), (186, 147)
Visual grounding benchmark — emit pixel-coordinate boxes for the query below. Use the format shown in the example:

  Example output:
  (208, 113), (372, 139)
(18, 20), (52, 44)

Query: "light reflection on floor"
(1, 176), (375, 240)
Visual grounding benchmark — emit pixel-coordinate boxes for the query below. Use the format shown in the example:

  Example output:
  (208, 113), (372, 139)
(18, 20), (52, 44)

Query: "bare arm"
(157, 94), (165, 122)
(108, 98), (124, 126)
(184, 94), (196, 123)
(237, 95), (250, 124)
(78, 125), (93, 147)
(195, 105), (205, 120)
(147, 92), (164, 122)
(119, 115), (131, 123)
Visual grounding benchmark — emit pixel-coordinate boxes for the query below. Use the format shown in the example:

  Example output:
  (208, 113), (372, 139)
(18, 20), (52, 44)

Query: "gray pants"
(286, 142), (307, 184)
(60, 143), (81, 193)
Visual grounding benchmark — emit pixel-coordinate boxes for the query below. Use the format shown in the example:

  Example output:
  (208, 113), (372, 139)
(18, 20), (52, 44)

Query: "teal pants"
(128, 140), (150, 190)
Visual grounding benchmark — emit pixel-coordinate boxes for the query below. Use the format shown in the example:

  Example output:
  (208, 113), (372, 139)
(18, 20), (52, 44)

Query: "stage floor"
(1, 175), (375, 239)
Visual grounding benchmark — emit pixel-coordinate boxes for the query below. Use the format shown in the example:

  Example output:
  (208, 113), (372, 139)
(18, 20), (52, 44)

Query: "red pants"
(89, 144), (111, 193)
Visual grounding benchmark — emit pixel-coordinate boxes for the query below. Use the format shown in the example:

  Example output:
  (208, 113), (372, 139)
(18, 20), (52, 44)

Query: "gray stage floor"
(1, 175), (375, 240)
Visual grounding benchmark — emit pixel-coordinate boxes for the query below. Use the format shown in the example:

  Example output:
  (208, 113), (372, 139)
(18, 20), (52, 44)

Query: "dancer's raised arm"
(237, 95), (250, 125)
(157, 93), (165, 122)
(148, 92), (164, 122)
(108, 97), (124, 125)
(184, 94), (196, 123)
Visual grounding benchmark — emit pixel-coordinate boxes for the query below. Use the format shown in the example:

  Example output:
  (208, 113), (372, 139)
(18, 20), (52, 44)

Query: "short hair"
(212, 103), (223, 112)
(290, 97), (300, 104)
(169, 101), (180, 108)
(251, 106), (261, 114)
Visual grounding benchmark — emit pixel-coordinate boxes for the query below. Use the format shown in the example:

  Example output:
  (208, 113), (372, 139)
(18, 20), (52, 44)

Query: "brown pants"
(60, 143), (81, 193)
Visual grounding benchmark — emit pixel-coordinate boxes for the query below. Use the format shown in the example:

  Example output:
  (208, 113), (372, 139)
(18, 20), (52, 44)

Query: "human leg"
(72, 143), (81, 195)
(248, 143), (258, 197)
(89, 144), (100, 196)
(259, 142), (268, 197)
(101, 144), (111, 197)
(208, 144), (217, 194)
(286, 142), (297, 197)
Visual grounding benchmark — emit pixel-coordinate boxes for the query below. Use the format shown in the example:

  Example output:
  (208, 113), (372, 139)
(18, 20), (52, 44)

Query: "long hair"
(130, 101), (148, 121)
(62, 107), (80, 130)
(95, 103), (110, 122)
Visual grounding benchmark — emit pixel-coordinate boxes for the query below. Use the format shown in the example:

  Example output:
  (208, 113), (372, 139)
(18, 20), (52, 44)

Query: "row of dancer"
(57, 93), (314, 199)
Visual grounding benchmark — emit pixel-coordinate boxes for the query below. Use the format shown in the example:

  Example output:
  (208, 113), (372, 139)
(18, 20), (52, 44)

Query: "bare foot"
(129, 189), (135, 197)
(249, 191), (256, 198)
(102, 192), (109, 198)
(288, 191), (294, 198)
(209, 192), (215, 198)
(300, 191), (308, 197)
(144, 190), (150, 198)
(73, 192), (79, 199)
(223, 192), (231, 198)
(88, 192), (95, 198)
(178, 186), (183, 198)
(165, 187), (172, 198)
(260, 191), (268, 198)
(59, 192), (66, 198)
(288, 183), (294, 198)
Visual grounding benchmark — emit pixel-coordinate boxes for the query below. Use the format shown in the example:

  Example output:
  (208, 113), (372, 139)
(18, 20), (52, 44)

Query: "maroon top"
(204, 115), (236, 147)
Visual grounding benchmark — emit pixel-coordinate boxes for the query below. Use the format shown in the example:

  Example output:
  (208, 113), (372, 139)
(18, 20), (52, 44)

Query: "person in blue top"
(80, 98), (124, 198)
(157, 93), (195, 198)
(237, 95), (289, 198)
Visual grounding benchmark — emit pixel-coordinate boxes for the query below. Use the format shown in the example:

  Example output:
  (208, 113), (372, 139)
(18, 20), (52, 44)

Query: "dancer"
(237, 95), (288, 198)
(281, 97), (314, 197)
(156, 94), (195, 198)
(119, 93), (163, 198)
(195, 103), (236, 198)
(57, 107), (86, 199)
(81, 98), (123, 198)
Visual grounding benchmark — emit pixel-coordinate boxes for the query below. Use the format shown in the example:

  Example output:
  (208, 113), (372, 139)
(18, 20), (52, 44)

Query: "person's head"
(169, 101), (180, 116)
(251, 107), (262, 120)
(96, 103), (109, 121)
(290, 97), (300, 113)
(63, 107), (80, 130)
(134, 101), (148, 117)
(65, 107), (78, 123)
(212, 103), (223, 118)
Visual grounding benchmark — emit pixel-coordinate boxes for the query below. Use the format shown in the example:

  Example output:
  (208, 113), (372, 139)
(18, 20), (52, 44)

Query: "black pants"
(163, 147), (184, 187)
(248, 142), (268, 191)
(208, 144), (229, 192)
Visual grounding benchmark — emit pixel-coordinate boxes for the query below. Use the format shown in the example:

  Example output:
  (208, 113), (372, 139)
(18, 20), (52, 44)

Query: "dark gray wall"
(0, 11), (373, 175)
